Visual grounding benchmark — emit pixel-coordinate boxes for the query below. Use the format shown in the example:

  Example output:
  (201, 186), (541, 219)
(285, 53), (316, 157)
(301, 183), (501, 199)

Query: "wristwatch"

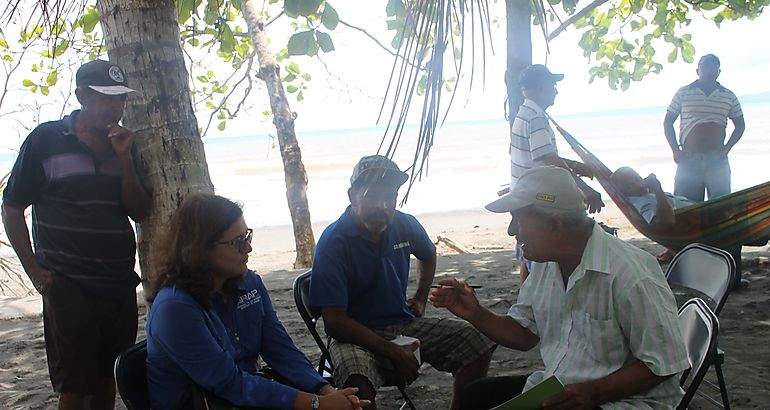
(311, 393), (320, 410)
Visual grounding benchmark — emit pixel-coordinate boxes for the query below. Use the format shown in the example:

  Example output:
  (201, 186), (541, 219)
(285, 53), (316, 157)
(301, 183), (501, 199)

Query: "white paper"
(391, 335), (421, 364)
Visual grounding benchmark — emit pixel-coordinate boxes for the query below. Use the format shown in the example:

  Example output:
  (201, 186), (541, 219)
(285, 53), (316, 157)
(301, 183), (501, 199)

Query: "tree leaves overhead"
(547, 0), (768, 90)
(284, 1), (337, 57)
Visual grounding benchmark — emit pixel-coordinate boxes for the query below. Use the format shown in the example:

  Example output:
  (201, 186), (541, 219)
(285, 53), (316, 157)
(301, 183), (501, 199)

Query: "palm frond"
(378, 0), (494, 204)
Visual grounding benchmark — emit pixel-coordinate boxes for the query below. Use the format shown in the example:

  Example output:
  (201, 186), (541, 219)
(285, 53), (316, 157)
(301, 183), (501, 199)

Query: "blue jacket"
(146, 270), (326, 409)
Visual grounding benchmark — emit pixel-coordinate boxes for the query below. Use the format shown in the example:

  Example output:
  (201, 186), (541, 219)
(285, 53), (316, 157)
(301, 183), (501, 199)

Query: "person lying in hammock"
(612, 166), (696, 229)
(612, 166), (698, 263)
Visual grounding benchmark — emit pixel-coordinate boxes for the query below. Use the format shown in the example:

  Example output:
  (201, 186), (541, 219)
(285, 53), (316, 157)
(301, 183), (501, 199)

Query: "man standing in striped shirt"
(664, 54), (745, 202)
(2, 60), (149, 410)
(431, 166), (688, 409)
(510, 64), (604, 283)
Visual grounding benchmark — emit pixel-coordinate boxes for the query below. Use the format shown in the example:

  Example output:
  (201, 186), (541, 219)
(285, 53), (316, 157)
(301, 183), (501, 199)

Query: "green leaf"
(40, 86), (50, 96)
(321, 3), (339, 30)
(667, 48), (678, 63)
(196, 75), (209, 83)
(297, 90), (304, 101)
(205, 100), (216, 109)
(22, 79), (35, 87)
(682, 42), (695, 63)
(284, 0), (300, 18)
(286, 62), (301, 75)
(287, 30), (318, 56)
(220, 24), (235, 53)
(301, 73), (311, 81)
(0, 37), (8, 49)
(81, 8), (100, 34)
(297, 0), (322, 16)
(315, 31), (334, 53)
(217, 121), (226, 131)
(46, 71), (58, 86)
(178, 0), (195, 24)
(286, 84), (299, 93)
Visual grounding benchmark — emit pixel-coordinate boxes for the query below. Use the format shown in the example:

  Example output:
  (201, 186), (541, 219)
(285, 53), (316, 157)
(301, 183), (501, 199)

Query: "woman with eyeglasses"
(145, 193), (367, 410)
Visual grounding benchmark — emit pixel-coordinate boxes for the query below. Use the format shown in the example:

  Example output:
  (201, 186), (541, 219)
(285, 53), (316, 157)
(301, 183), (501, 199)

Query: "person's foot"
(656, 250), (675, 263)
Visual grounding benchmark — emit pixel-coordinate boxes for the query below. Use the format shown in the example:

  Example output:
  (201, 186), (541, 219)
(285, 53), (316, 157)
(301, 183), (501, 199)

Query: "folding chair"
(293, 270), (416, 410)
(666, 243), (736, 315)
(114, 340), (151, 410)
(677, 298), (720, 410)
(666, 243), (734, 409)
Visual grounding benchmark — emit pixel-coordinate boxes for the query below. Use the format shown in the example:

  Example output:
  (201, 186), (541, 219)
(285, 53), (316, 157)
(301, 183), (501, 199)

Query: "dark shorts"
(43, 275), (138, 394)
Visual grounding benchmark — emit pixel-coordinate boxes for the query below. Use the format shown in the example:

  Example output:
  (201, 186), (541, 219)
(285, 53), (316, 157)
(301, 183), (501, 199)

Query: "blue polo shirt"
(2, 110), (138, 292)
(309, 207), (435, 329)
(146, 270), (326, 410)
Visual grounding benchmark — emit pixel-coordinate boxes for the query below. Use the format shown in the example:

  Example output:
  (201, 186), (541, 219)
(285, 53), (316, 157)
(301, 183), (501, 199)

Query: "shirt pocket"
(575, 312), (625, 364)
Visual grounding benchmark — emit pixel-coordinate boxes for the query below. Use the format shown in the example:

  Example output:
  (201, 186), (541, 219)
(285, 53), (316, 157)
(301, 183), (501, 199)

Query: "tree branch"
(338, 19), (420, 69)
(547, 0), (610, 42)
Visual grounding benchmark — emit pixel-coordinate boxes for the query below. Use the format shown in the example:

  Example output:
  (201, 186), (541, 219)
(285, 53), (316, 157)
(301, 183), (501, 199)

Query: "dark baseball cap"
(350, 155), (409, 188)
(519, 64), (564, 89)
(75, 59), (135, 95)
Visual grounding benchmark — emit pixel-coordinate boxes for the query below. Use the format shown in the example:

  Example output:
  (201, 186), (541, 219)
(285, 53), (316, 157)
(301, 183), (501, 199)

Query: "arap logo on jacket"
(236, 289), (261, 310)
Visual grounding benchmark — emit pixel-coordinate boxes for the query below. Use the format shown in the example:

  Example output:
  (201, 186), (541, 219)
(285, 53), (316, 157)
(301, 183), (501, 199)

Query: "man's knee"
(343, 374), (377, 400)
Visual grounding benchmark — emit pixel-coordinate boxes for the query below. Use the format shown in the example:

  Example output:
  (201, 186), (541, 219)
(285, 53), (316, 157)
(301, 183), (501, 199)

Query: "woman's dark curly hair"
(147, 193), (243, 308)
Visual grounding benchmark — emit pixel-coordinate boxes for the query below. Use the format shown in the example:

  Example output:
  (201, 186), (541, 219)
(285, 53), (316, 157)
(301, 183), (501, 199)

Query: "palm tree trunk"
(505, 0), (532, 129)
(242, 0), (315, 269)
(96, 0), (214, 292)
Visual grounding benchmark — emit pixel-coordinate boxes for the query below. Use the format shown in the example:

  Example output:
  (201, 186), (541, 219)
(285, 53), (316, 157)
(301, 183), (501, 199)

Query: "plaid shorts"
(329, 317), (496, 388)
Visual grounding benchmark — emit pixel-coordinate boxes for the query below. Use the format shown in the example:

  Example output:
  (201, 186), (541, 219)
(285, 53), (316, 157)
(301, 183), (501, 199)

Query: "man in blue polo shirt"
(2, 59), (149, 410)
(310, 155), (495, 410)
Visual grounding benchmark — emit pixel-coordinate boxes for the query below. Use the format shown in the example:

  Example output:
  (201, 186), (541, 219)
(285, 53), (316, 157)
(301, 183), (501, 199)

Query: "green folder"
(490, 376), (564, 410)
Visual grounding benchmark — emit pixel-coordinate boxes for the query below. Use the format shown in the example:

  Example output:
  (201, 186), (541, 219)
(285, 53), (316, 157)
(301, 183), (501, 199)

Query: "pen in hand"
(431, 284), (482, 289)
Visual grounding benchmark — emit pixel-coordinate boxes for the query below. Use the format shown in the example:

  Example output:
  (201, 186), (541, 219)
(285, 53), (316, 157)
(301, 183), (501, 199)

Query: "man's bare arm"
(1, 203), (54, 295)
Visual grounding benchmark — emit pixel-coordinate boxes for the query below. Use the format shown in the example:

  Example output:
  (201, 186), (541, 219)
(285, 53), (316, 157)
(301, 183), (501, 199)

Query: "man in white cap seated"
(430, 166), (688, 409)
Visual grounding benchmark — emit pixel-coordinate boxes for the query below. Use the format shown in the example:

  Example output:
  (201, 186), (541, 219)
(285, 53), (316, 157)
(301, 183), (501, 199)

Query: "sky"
(233, 0), (770, 135)
(2, 1), (770, 141)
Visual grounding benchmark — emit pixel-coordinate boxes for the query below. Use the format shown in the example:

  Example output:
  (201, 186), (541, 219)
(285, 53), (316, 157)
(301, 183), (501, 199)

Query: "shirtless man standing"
(664, 54), (745, 202)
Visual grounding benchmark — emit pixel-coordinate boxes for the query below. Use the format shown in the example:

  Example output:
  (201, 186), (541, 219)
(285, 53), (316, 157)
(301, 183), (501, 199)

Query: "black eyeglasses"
(214, 229), (253, 252)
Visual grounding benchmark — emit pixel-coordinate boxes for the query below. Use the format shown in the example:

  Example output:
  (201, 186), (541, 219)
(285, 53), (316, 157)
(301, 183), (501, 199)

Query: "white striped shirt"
(510, 99), (558, 187)
(667, 81), (743, 145)
(508, 223), (688, 409)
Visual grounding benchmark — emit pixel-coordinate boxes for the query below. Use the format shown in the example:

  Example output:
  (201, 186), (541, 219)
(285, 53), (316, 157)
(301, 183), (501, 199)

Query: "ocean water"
(1, 103), (768, 229)
(205, 102), (770, 228)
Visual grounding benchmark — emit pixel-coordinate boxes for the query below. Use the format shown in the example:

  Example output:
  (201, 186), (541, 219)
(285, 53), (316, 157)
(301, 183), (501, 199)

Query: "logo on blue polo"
(393, 241), (410, 250)
(237, 289), (261, 310)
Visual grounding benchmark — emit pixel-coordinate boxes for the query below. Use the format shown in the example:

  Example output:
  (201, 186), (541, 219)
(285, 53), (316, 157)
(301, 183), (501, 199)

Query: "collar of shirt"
(60, 109), (80, 137)
(560, 223), (611, 291)
(522, 98), (546, 116)
(686, 80), (727, 93)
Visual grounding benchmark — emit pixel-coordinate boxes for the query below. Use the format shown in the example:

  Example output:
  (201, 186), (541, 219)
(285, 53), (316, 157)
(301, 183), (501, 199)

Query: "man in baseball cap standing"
(431, 166), (688, 409)
(510, 64), (604, 285)
(3, 59), (148, 409)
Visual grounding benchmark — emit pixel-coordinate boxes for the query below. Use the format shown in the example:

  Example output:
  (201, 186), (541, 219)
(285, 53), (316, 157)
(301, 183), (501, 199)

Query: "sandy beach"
(1, 202), (768, 410)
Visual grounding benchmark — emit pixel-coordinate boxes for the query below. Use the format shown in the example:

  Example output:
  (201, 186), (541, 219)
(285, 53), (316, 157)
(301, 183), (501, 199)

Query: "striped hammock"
(550, 119), (770, 251)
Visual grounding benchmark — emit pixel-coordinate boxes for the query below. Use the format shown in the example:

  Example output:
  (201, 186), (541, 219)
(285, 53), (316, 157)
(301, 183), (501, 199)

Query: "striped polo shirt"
(667, 81), (743, 145)
(3, 110), (139, 292)
(510, 99), (558, 187)
(508, 223), (688, 409)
